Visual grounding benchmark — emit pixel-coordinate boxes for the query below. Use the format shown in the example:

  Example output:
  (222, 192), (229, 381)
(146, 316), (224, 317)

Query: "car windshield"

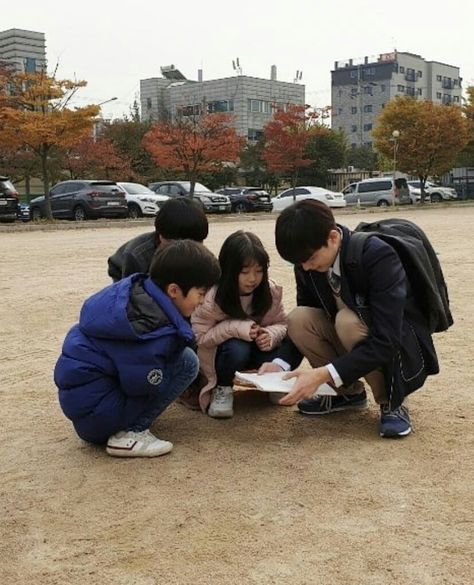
(180, 181), (212, 193)
(120, 183), (154, 195)
(0, 180), (15, 190)
(408, 181), (421, 188)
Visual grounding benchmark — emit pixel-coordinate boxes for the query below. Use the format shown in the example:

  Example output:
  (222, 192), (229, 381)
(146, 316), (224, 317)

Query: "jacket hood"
(78, 274), (194, 343)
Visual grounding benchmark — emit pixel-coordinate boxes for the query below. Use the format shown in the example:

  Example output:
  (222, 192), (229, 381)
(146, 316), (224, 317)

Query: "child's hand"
(249, 322), (260, 340)
(255, 328), (271, 351)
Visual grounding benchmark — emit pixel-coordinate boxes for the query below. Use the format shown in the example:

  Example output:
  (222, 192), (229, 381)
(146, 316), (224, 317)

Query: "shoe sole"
(106, 444), (173, 457)
(298, 401), (368, 415)
(208, 409), (234, 419)
(380, 427), (412, 438)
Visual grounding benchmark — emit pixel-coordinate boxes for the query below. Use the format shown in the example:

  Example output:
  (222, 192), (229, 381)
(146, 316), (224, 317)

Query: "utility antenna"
(233, 57), (242, 75)
(294, 70), (303, 83)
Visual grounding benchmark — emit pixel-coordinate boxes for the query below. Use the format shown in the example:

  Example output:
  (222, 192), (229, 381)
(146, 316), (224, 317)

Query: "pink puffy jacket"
(191, 279), (288, 412)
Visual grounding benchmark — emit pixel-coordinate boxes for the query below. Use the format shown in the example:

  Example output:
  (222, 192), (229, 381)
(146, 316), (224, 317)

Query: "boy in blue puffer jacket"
(54, 240), (220, 458)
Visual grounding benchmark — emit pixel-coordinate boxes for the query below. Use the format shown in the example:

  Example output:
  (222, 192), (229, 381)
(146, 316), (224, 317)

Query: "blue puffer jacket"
(54, 274), (195, 443)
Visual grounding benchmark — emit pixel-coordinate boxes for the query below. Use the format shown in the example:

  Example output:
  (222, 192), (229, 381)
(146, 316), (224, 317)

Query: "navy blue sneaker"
(298, 391), (368, 415)
(379, 405), (412, 437)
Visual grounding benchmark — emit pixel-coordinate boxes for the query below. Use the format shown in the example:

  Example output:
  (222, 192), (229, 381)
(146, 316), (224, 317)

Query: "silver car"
(343, 177), (411, 207)
(149, 181), (231, 213)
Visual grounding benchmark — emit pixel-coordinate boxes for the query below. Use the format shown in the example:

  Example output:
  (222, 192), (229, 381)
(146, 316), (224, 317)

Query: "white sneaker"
(208, 385), (234, 418)
(106, 429), (173, 458)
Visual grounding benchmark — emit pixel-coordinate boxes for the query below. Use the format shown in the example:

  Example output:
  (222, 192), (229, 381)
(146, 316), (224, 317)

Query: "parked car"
(29, 180), (128, 221)
(271, 186), (347, 212)
(149, 181), (231, 213)
(0, 176), (19, 223)
(17, 202), (31, 222)
(407, 180), (458, 203)
(215, 187), (273, 213)
(117, 182), (169, 218)
(343, 177), (411, 207)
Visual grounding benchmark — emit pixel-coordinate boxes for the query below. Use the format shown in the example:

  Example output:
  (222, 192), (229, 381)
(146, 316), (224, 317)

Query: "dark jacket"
(107, 232), (157, 282)
(54, 274), (195, 443)
(293, 225), (439, 408)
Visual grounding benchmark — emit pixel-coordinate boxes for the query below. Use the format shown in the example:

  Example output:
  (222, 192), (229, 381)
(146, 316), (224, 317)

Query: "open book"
(233, 371), (337, 396)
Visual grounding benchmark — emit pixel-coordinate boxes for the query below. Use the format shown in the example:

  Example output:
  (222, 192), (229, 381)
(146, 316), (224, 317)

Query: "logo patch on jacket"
(147, 369), (163, 385)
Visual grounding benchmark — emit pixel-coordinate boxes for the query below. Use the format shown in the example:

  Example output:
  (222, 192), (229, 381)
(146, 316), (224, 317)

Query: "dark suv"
(0, 176), (19, 223)
(216, 186), (273, 213)
(29, 180), (128, 221)
(149, 181), (231, 213)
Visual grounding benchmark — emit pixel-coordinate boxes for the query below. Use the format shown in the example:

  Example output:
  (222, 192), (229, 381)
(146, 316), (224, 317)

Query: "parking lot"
(1, 205), (473, 585)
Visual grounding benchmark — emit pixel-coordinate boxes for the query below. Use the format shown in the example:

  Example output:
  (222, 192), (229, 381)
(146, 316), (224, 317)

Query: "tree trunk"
(41, 146), (53, 220)
(291, 171), (298, 203)
(419, 175), (427, 205)
(189, 176), (196, 199)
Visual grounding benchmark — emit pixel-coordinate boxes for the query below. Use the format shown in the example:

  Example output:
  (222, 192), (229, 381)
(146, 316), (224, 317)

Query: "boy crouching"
(54, 240), (220, 457)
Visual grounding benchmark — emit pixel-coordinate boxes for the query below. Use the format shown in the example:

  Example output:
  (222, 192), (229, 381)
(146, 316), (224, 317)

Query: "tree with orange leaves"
(373, 96), (470, 203)
(262, 104), (321, 200)
(143, 112), (243, 197)
(63, 136), (133, 181)
(0, 70), (99, 219)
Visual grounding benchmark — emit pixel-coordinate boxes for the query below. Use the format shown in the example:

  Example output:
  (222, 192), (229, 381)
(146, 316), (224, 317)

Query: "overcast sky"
(3, 0), (473, 119)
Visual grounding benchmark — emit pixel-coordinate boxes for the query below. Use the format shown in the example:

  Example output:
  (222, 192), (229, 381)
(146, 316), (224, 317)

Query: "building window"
(453, 79), (458, 87)
(406, 68), (416, 81)
(406, 87), (415, 96)
(24, 57), (36, 72)
(363, 67), (375, 76)
(337, 107), (343, 115)
(399, 66), (405, 73)
(380, 84), (386, 92)
(338, 89), (343, 97)
(350, 70), (357, 78)
(397, 85), (405, 92)
(351, 106), (357, 114)
(363, 86), (373, 95)
(146, 98), (152, 109)
(351, 88), (358, 96)
(248, 99), (271, 114)
(453, 96), (460, 103)
(208, 100), (234, 113)
(363, 123), (372, 131)
(417, 70), (423, 78)
(181, 104), (201, 116)
(363, 104), (373, 113)
(417, 88), (423, 95)
(248, 128), (264, 141)
(351, 125), (357, 133)
(436, 92), (442, 99)
(436, 75), (442, 81)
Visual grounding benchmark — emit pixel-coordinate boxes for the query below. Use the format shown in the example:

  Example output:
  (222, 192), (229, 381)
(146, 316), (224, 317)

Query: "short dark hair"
(275, 200), (337, 264)
(149, 240), (220, 295)
(154, 197), (209, 242)
(215, 230), (272, 320)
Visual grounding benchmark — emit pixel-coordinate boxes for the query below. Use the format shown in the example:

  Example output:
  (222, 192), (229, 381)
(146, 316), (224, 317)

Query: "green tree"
(373, 96), (470, 203)
(456, 86), (474, 167)
(300, 128), (347, 186)
(346, 144), (378, 172)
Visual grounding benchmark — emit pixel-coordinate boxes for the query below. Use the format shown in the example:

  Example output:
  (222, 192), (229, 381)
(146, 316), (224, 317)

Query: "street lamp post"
(391, 129), (400, 206)
(97, 96), (118, 107)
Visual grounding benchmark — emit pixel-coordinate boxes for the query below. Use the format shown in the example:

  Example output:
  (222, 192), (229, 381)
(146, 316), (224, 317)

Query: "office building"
(140, 65), (305, 141)
(331, 51), (462, 148)
(0, 28), (46, 73)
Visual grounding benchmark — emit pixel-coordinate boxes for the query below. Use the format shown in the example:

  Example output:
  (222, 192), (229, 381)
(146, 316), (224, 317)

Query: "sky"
(3, 0), (473, 120)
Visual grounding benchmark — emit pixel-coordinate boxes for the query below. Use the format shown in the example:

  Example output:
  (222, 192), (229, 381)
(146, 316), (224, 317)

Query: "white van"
(343, 177), (411, 207)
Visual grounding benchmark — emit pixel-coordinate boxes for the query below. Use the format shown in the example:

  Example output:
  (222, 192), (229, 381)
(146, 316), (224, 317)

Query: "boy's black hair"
(275, 200), (337, 264)
(215, 230), (272, 321)
(154, 197), (209, 242)
(150, 240), (220, 295)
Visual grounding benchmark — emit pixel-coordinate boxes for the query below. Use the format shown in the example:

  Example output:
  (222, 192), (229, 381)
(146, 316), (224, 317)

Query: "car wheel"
(73, 205), (87, 221)
(128, 203), (142, 219)
(31, 207), (42, 221)
(234, 202), (247, 213)
(377, 199), (389, 207)
(431, 193), (443, 203)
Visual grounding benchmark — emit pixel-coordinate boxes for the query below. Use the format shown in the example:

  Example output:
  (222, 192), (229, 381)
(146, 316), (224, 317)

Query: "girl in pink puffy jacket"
(191, 230), (290, 418)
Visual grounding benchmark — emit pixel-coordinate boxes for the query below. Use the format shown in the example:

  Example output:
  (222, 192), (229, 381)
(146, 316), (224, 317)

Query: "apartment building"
(0, 28), (46, 73)
(140, 65), (305, 141)
(331, 51), (462, 148)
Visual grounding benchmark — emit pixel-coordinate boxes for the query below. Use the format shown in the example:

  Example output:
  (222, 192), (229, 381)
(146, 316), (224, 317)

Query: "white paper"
(234, 371), (337, 396)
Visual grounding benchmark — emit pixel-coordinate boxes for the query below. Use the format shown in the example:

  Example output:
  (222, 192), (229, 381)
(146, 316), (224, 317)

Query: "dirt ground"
(1, 205), (473, 585)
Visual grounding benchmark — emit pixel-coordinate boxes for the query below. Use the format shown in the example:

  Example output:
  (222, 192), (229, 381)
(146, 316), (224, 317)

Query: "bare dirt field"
(1, 205), (473, 585)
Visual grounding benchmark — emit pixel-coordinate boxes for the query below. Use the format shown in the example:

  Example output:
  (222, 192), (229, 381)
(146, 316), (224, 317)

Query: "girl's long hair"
(215, 231), (272, 321)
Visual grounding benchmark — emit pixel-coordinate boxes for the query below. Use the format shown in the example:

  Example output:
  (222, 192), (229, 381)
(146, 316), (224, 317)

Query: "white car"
(407, 181), (458, 203)
(272, 186), (347, 212)
(118, 182), (169, 218)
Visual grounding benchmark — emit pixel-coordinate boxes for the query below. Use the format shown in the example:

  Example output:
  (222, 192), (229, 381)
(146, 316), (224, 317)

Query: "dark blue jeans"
(129, 346), (199, 431)
(215, 338), (287, 386)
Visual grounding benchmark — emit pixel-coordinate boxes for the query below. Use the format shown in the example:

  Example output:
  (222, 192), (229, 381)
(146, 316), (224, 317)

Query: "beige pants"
(288, 307), (387, 404)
